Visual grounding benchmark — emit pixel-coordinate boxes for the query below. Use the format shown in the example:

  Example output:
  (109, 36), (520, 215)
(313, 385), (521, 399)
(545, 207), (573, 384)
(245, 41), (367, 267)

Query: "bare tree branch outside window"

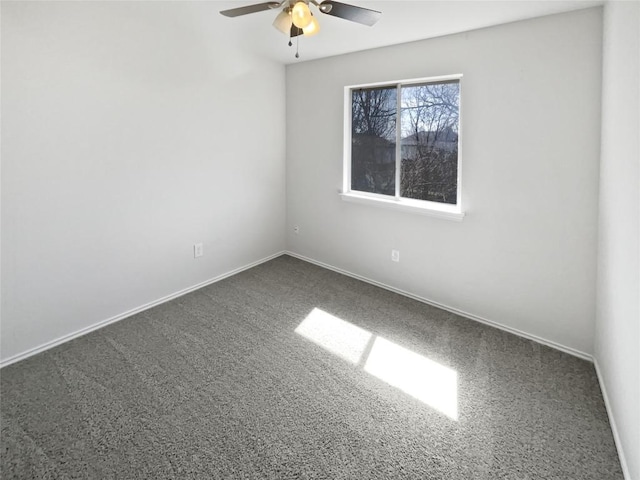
(350, 79), (460, 205)
(351, 86), (397, 195)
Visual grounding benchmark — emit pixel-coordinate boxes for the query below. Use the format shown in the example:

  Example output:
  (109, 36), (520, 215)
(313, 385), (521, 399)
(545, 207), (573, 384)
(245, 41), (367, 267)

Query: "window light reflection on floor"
(294, 307), (372, 364)
(364, 336), (458, 420)
(295, 308), (458, 420)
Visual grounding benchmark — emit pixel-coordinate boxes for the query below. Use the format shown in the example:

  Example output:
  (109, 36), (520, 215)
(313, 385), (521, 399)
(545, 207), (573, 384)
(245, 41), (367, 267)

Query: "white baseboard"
(3, 248), (593, 366)
(593, 359), (631, 480)
(284, 250), (593, 362)
(0, 251), (286, 369)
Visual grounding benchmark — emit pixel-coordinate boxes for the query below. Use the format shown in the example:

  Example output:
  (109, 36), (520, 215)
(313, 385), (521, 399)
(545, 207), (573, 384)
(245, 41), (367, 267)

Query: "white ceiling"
(214, 0), (602, 64)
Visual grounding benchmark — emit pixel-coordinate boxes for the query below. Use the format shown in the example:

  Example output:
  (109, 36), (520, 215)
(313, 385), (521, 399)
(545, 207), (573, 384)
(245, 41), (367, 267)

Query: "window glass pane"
(400, 81), (459, 204)
(351, 86), (397, 196)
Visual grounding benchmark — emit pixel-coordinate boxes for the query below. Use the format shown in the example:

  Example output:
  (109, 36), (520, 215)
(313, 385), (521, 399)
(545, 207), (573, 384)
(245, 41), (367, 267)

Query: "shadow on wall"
(295, 307), (458, 420)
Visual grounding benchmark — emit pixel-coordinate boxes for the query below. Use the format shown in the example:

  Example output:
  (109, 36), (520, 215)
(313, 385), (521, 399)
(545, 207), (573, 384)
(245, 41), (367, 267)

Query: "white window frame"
(341, 74), (464, 221)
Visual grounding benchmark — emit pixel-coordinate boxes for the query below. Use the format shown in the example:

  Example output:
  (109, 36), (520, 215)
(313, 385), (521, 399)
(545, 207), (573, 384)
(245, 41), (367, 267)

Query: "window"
(342, 75), (463, 220)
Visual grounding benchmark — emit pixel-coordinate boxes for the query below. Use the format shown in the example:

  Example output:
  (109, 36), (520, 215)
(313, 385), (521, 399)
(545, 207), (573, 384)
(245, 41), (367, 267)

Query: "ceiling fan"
(220, 1), (382, 58)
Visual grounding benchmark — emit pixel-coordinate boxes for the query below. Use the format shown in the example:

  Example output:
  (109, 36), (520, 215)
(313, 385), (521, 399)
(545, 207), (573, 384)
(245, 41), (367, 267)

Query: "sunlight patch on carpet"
(295, 307), (372, 364)
(364, 336), (458, 420)
(296, 308), (458, 420)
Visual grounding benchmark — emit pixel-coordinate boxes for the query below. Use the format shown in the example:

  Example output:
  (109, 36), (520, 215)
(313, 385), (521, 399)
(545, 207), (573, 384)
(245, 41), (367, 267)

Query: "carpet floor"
(1, 255), (623, 479)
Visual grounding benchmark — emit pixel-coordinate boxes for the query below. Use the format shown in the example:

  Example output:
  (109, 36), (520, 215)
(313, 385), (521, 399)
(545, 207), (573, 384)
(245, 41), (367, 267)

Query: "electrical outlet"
(391, 249), (400, 262)
(294, 225), (300, 234)
(194, 243), (204, 258)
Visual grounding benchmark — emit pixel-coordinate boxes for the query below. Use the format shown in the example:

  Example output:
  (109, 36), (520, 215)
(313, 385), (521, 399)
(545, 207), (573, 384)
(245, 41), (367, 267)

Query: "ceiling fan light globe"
(303, 15), (320, 36)
(291, 2), (313, 29)
(273, 10), (292, 34)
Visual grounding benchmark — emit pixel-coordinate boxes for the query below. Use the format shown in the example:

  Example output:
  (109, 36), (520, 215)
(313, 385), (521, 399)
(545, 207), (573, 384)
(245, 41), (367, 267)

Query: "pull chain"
(295, 34), (299, 59)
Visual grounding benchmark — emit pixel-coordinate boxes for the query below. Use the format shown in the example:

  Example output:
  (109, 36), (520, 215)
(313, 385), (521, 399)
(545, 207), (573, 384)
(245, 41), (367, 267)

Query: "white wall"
(0, 1), (286, 362)
(286, 8), (603, 355)
(595, 2), (640, 479)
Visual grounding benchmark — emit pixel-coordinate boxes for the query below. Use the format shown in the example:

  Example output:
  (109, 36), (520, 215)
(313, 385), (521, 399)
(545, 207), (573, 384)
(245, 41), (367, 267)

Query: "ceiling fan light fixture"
(302, 14), (320, 36)
(273, 9), (292, 34)
(219, 0), (382, 59)
(291, 1), (313, 29)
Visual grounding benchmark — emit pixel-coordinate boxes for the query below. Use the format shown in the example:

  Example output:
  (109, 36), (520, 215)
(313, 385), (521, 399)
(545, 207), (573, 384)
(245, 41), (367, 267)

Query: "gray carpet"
(1, 255), (623, 479)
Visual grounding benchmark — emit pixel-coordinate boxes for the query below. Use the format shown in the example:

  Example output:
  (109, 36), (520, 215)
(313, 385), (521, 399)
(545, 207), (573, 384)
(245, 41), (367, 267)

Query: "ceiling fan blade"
(220, 2), (281, 18)
(318, 1), (381, 26)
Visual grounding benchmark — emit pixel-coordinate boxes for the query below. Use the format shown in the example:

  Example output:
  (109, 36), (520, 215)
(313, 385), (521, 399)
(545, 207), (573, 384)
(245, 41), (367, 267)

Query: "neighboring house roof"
(401, 128), (458, 146)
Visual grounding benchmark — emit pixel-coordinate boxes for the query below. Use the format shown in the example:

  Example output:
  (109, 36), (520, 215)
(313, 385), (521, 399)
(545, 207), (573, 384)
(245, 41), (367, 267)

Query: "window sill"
(339, 192), (465, 221)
